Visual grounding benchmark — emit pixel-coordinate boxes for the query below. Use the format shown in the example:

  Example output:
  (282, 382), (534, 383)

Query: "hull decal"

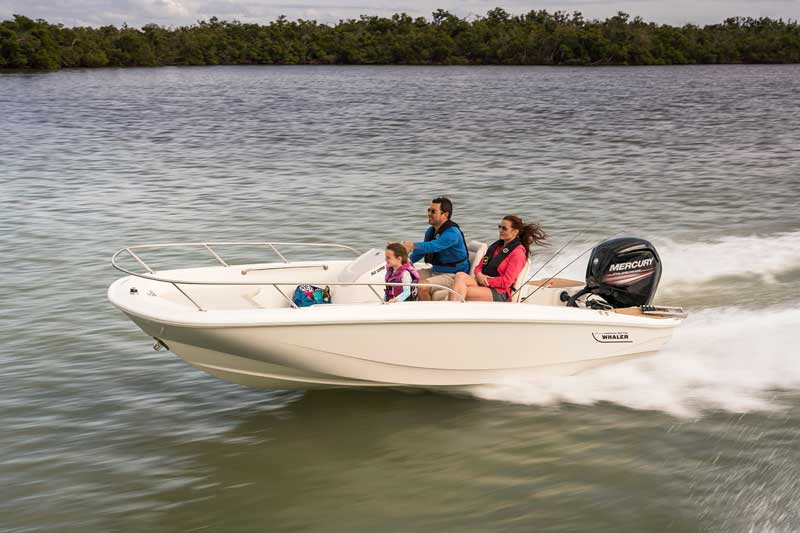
(592, 332), (633, 343)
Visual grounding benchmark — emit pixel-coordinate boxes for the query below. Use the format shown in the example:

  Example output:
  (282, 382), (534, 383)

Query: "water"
(2, 65), (799, 531)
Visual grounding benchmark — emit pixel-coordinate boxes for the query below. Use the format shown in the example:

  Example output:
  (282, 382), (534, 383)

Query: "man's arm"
(411, 228), (461, 255)
(408, 227), (432, 263)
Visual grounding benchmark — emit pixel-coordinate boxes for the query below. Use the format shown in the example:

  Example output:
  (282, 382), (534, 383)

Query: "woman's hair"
(503, 215), (548, 257)
(386, 242), (411, 264)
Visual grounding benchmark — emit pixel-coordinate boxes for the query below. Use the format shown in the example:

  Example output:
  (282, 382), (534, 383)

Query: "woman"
(450, 215), (547, 302)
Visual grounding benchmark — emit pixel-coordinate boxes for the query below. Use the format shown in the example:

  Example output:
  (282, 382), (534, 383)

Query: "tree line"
(2, 9), (799, 70)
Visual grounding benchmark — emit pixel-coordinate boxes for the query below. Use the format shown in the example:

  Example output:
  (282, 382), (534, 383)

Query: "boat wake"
(657, 231), (800, 287)
(535, 230), (800, 289)
(471, 305), (800, 417)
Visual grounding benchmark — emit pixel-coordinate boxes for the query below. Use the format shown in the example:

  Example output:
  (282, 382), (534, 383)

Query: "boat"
(107, 238), (686, 391)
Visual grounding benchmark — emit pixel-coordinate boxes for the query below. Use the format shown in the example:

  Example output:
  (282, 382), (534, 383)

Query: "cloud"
(147, 0), (190, 17)
(1, 0), (798, 28)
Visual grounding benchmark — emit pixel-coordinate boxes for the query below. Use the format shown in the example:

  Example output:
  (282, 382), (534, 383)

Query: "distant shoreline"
(2, 10), (798, 70)
(3, 64), (799, 75)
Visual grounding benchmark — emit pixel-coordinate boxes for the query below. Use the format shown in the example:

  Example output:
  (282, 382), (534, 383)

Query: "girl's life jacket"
(385, 263), (420, 302)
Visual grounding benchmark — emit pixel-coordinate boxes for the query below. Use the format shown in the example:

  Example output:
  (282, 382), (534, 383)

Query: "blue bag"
(292, 284), (331, 308)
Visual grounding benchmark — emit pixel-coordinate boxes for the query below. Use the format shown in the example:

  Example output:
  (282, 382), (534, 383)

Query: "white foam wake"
(658, 231), (800, 286)
(471, 306), (800, 417)
(533, 230), (800, 289)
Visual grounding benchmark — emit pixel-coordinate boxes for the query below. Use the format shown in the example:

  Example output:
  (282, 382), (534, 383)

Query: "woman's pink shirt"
(475, 245), (527, 298)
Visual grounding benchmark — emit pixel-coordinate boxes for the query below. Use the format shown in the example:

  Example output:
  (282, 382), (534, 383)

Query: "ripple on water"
(1, 64), (799, 531)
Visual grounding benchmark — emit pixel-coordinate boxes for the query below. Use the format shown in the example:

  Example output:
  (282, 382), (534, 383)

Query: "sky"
(1, 0), (798, 28)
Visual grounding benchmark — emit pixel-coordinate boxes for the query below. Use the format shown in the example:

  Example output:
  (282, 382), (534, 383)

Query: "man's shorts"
(420, 272), (456, 297)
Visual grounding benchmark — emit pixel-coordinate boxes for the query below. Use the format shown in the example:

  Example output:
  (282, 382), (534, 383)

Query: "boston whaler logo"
(370, 265), (386, 276)
(592, 331), (633, 343)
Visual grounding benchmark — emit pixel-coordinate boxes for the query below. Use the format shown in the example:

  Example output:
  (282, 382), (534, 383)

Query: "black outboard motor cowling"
(570, 237), (662, 308)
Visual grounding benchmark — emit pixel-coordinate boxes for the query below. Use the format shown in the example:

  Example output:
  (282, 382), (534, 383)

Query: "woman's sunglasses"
(498, 225), (512, 231)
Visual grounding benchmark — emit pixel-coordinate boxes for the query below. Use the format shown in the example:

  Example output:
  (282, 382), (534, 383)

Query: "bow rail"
(112, 241), (362, 276)
(111, 242), (465, 310)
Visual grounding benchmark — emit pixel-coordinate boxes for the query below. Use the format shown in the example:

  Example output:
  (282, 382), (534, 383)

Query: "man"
(401, 197), (470, 301)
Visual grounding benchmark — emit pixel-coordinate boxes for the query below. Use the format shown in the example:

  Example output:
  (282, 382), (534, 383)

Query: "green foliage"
(1, 10), (799, 69)
(1, 15), (61, 68)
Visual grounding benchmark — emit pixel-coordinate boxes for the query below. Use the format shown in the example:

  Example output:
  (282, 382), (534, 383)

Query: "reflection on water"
(121, 391), (800, 531)
(1, 65), (800, 531)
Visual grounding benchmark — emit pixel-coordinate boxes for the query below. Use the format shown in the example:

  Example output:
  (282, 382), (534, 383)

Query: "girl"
(384, 242), (420, 303)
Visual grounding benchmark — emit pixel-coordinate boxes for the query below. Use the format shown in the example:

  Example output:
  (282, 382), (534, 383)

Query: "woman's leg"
(450, 272), (495, 301)
(464, 286), (495, 302)
(450, 272), (476, 301)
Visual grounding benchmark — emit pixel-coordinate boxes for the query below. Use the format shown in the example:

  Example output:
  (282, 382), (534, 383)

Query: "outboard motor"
(567, 237), (662, 309)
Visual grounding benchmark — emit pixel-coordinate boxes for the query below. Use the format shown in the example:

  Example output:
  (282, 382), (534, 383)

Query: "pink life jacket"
(384, 263), (420, 301)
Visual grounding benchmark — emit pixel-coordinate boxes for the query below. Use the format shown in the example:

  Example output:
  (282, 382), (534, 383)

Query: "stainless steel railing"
(111, 242), (465, 310)
(112, 241), (361, 275)
(256, 281), (465, 311)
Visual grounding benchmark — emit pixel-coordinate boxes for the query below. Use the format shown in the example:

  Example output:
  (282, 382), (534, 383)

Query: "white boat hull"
(118, 295), (678, 390)
(170, 339), (655, 390)
(107, 250), (684, 391)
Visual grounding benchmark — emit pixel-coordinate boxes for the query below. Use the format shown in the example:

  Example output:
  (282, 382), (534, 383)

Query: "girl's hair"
(386, 242), (411, 264)
(503, 215), (548, 257)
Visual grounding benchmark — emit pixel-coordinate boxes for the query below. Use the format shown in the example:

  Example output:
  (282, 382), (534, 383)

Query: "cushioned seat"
(509, 261), (530, 303)
(431, 241), (488, 301)
(467, 241), (488, 276)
